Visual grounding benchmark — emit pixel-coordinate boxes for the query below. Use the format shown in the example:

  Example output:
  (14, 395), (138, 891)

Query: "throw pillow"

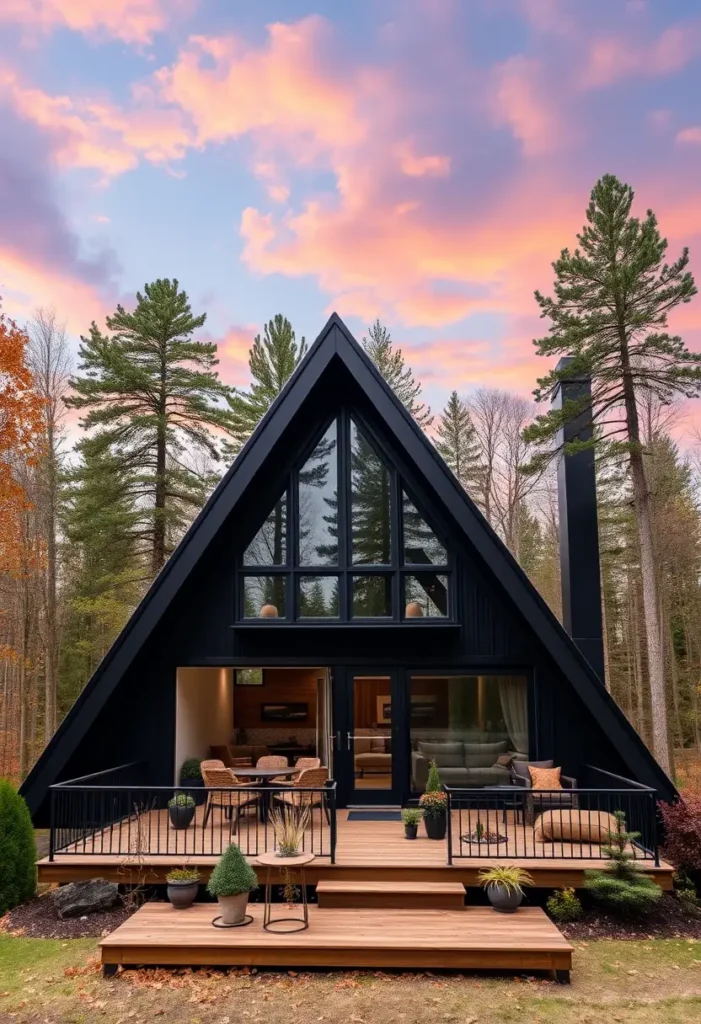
(528, 765), (562, 790)
(496, 753), (513, 767)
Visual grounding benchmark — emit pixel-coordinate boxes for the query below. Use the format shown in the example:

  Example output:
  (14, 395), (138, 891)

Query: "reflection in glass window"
(403, 493), (447, 565)
(299, 575), (339, 617)
(408, 674), (529, 792)
(352, 575), (392, 617)
(298, 422), (338, 566)
(404, 573), (449, 617)
(243, 576), (286, 618)
(351, 420), (392, 564)
(243, 493), (287, 566)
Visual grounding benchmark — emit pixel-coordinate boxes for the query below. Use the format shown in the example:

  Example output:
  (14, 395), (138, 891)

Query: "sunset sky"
(1, 0), (700, 427)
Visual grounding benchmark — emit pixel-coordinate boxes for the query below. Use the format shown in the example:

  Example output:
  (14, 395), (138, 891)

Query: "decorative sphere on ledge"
(405, 601), (424, 618)
(259, 604), (279, 618)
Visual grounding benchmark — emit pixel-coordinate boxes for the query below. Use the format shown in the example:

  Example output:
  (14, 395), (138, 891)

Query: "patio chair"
(272, 767), (331, 823)
(256, 754), (290, 783)
(201, 763), (259, 833)
(272, 756), (321, 784)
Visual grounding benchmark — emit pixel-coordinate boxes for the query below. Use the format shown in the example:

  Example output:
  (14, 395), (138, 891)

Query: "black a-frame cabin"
(22, 315), (674, 853)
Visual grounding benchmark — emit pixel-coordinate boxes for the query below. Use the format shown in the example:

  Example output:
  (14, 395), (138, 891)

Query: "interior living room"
(174, 666), (332, 777)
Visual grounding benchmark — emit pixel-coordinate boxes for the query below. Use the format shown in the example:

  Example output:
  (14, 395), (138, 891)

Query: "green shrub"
(547, 887), (583, 923)
(677, 887), (700, 913)
(0, 779), (37, 915)
(425, 760), (442, 794)
(179, 758), (203, 782)
(401, 807), (423, 826)
(584, 810), (662, 917)
(168, 793), (196, 808)
(207, 843), (258, 898)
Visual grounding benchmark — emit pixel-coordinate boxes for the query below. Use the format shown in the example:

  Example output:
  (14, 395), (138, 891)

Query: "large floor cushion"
(533, 809), (618, 843)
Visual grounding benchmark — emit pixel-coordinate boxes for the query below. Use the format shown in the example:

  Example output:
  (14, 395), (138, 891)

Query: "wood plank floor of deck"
(39, 809), (674, 888)
(100, 903), (573, 976)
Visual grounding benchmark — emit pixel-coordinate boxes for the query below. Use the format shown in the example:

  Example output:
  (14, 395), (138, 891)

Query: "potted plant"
(166, 867), (200, 909)
(461, 819), (509, 848)
(179, 758), (205, 805)
(419, 761), (448, 840)
(478, 864), (534, 913)
(269, 805), (311, 858)
(401, 807), (422, 840)
(207, 843), (258, 926)
(168, 792), (196, 830)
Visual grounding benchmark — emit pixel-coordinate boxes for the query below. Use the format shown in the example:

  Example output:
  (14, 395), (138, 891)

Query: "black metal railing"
(445, 782), (659, 865)
(49, 774), (337, 864)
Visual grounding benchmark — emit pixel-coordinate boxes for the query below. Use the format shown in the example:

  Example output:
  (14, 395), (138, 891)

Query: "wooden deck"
(100, 903), (573, 978)
(39, 809), (674, 889)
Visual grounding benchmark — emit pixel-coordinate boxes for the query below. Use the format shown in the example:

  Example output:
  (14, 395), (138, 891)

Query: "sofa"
(353, 729), (391, 776)
(411, 738), (524, 790)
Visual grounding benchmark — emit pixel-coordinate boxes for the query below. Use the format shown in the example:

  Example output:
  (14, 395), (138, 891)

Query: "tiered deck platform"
(100, 903), (573, 979)
(39, 809), (674, 889)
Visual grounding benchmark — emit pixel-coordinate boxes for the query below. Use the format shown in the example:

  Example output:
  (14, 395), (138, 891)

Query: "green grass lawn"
(1, 933), (701, 1024)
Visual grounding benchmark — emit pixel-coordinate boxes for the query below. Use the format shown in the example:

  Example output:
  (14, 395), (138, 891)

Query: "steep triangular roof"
(21, 314), (674, 812)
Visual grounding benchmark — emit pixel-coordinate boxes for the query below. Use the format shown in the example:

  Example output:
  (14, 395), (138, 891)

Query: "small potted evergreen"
(168, 792), (196, 830)
(166, 867), (200, 909)
(478, 864), (533, 913)
(401, 807), (422, 840)
(584, 810), (663, 916)
(179, 758), (205, 805)
(207, 843), (258, 926)
(419, 761), (448, 840)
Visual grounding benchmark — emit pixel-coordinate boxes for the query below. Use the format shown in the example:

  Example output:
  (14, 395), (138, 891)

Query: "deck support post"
(555, 969), (571, 984)
(102, 963), (119, 978)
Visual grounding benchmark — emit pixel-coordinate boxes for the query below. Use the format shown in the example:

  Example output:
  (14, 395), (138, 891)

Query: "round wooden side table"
(256, 851), (315, 932)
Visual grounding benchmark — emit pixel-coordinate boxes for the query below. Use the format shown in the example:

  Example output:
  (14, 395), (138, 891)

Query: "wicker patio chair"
(201, 763), (259, 833)
(280, 756), (321, 783)
(256, 754), (293, 784)
(272, 767), (331, 822)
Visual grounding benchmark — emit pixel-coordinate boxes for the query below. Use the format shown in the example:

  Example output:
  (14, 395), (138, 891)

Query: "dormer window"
(238, 412), (452, 622)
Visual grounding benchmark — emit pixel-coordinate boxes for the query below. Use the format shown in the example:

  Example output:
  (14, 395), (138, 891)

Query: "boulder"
(52, 879), (120, 919)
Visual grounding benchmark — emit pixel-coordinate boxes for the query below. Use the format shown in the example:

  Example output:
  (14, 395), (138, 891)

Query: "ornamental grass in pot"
(168, 792), (196, 829)
(478, 864), (534, 913)
(166, 867), (200, 909)
(269, 805), (311, 906)
(419, 761), (447, 840)
(207, 843), (258, 925)
(401, 807), (423, 839)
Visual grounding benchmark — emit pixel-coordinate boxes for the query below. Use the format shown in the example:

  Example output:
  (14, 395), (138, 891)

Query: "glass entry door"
(334, 669), (405, 805)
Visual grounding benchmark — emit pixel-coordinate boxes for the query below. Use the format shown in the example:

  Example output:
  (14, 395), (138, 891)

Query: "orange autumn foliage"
(0, 313), (44, 576)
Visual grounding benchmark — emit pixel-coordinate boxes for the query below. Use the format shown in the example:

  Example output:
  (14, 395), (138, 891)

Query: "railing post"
(446, 788), (453, 865)
(49, 787), (56, 862)
(652, 792), (660, 866)
(329, 783), (337, 864)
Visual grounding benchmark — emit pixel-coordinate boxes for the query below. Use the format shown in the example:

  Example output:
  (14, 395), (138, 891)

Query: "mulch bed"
(1, 892), (132, 939)
(560, 893), (701, 940)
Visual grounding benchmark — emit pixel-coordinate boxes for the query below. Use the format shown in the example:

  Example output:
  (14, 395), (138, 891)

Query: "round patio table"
(256, 851), (315, 932)
(232, 766), (298, 821)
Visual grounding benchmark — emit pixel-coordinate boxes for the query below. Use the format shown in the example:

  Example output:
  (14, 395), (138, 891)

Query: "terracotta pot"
(217, 892), (250, 925)
(405, 601), (424, 618)
(423, 812), (447, 841)
(167, 880), (199, 909)
(487, 884), (523, 913)
(259, 604), (278, 618)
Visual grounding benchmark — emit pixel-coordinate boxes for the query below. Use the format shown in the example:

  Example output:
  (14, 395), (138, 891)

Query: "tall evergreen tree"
(435, 391), (484, 502)
(66, 279), (231, 575)
(228, 315), (306, 453)
(362, 320), (433, 430)
(524, 174), (699, 774)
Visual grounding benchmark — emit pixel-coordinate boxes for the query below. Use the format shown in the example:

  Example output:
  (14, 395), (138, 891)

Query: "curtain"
(498, 677), (528, 753)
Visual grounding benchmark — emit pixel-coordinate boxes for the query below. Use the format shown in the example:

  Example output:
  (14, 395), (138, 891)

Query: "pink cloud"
(490, 55), (570, 156)
(677, 126), (701, 145)
(0, 66), (193, 179)
(211, 325), (257, 388)
(579, 20), (701, 89)
(397, 143), (451, 178)
(0, 0), (185, 46)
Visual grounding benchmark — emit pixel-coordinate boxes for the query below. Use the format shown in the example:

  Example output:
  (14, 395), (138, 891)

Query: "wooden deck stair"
(316, 880), (466, 909)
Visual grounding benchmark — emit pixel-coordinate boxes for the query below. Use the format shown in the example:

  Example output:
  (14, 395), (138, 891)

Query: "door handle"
(335, 730), (342, 750)
(347, 731), (352, 751)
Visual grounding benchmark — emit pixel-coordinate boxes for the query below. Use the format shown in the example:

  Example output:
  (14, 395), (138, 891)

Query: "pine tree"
(435, 391), (484, 501)
(66, 279), (231, 575)
(584, 810), (662, 916)
(228, 315), (306, 453)
(362, 320), (433, 430)
(524, 175), (699, 775)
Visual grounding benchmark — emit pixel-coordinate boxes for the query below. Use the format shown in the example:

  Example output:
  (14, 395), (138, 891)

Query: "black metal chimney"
(553, 357), (605, 685)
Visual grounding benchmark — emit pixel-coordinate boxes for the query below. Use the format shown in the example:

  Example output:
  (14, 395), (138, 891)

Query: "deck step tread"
(317, 881), (465, 895)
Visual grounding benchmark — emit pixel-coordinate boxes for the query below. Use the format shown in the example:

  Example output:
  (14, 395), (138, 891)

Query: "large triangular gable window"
(238, 413), (452, 622)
